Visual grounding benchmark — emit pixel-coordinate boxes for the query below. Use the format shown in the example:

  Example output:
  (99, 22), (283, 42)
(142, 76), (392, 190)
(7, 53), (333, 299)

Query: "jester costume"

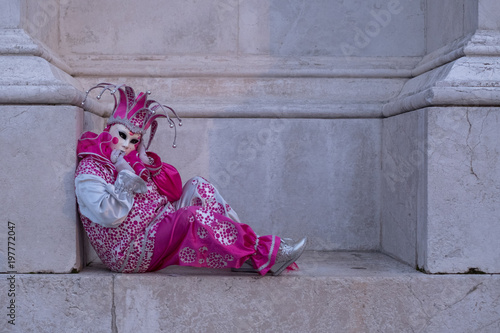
(75, 83), (305, 275)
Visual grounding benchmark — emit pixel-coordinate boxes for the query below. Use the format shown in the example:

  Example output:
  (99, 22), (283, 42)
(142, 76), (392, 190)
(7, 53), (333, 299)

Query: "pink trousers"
(147, 177), (280, 275)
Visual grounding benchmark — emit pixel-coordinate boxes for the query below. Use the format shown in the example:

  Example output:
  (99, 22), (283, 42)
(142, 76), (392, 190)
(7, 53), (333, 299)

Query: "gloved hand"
(137, 142), (150, 165)
(111, 150), (135, 174)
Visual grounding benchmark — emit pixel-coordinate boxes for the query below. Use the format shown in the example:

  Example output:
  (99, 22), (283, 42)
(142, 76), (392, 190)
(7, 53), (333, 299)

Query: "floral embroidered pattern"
(197, 182), (215, 199)
(197, 227), (208, 239)
(76, 156), (169, 273)
(191, 197), (203, 206)
(179, 247), (196, 263)
(212, 220), (238, 246)
(207, 252), (227, 269)
(195, 207), (215, 226)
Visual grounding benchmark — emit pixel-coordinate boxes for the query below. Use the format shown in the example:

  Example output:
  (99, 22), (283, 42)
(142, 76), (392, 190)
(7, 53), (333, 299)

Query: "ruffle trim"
(77, 131), (117, 174)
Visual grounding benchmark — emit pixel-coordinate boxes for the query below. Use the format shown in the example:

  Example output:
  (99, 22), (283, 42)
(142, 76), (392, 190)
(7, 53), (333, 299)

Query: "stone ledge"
(383, 56), (500, 116)
(0, 53), (409, 119)
(412, 30), (500, 78)
(2, 251), (499, 333)
(383, 30), (500, 117)
(65, 55), (419, 78)
(150, 251), (419, 277)
(76, 75), (405, 119)
(0, 55), (109, 117)
(0, 28), (71, 73)
(136, 101), (385, 119)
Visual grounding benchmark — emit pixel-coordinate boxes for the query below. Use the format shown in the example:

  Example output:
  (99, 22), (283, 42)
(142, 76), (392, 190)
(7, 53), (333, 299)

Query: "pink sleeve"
(145, 152), (183, 202)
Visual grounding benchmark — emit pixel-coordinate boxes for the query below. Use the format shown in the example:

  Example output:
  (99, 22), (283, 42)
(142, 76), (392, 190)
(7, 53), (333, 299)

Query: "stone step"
(2, 251), (499, 332)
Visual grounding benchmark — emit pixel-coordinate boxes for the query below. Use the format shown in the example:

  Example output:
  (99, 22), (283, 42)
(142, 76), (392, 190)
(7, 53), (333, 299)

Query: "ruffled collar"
(77, 131), (117, 174)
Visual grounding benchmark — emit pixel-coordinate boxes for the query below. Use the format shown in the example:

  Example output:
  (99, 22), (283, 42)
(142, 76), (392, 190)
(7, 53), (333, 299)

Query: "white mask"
(108, 124), (141, 156)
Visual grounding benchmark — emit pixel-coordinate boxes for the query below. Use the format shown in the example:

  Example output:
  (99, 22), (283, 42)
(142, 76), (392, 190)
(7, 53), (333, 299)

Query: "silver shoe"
(231, 237), (307, 275)
(270, 237), (307, 276)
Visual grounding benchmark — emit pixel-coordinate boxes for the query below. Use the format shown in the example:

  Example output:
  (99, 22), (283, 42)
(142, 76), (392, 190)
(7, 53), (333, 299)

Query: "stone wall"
(57, 0), (425, 57)
(381, 0), (500, 273)
(1, 0), (500, 274)
(63, 0), (426, 261)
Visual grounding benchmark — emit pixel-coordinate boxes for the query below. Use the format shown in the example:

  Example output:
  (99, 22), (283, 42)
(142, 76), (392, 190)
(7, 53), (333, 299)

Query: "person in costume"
(75, 83), (306, 275)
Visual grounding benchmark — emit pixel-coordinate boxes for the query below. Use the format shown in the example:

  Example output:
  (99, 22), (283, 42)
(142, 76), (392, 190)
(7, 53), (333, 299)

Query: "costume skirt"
(147, 177), (280, 275)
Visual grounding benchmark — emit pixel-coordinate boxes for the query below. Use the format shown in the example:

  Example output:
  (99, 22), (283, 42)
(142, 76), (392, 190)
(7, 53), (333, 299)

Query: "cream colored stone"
(0, 270), (113, 333)
(426, 0), (475, 53)
(383, 54), (500, 116)
(0, 105), (83, 273)
(23, 0), (61, 52)
(425, 107), (500, 273)
(0, 0), (21, 28)
(66, 54), (419, 77)
(57, 0), (425, 58)
(112, 252), (500, 333)
(76, 73), (407, 119)
(381, 109), (425, 267)
(479, 0), (500, 30)
(59, 0), (239, 55)
(382, 106), (500, 273)
(2, 0), (500, 281)
(4, 253), (500, 332)
(149, 117), (381, 251)
(239, 0), (270, 54)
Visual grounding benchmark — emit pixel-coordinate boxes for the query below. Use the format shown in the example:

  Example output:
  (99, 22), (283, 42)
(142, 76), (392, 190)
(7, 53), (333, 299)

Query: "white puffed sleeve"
(75, 170), (148, 228)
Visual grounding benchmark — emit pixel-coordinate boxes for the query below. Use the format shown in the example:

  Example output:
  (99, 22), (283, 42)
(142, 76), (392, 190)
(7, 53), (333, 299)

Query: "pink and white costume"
(75, 127), (281, 275)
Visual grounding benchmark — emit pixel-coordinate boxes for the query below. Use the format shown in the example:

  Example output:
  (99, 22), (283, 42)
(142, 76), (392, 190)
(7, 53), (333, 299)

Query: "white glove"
(114, 170), (148, 194)
(137, 142), (150, 165)
(111, 150), (134, 174)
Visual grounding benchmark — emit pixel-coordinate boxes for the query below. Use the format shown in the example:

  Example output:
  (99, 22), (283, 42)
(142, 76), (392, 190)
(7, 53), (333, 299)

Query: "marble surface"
(150, 251), (419, 277)
(149, 117), (382, 252)
(113, 252), (500, 332)
(26, 251), (499, 333)
(0, 272), (113, 333)
(82, 117), (382, 265)
(425, 107), (500, 273)
(479, 0), (500, 30)
(381, 106), (500, 274)
(0, 106), (84, 273)
(0, 0), (20, 28)
(2, 253), (500, 332)
(75, 74), (406, 119)
(2, 0), (500, 278)
(58, 0), (425, 57)
(426, 0), (478, 54)
(381, 110), (424, 267)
